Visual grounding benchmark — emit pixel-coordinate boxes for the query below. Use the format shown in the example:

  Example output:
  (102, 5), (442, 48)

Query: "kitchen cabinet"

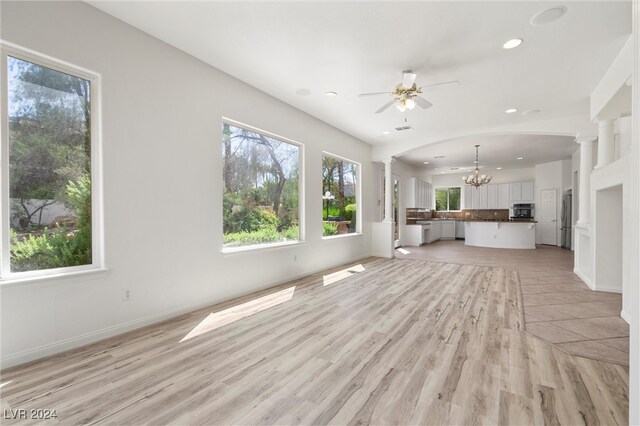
(407, 178), (432, 209)
(405, 224), (428, 246)
(521, 182), (534, 202)
(510, 183), (522, 202)
(477, 185), (488, 209)
(510, 181), (534, 203)
(464, 186), (473, 209)
(429, 221), (441, 242)
(498, 184), (510, 208)
(487, 184), (498, 209)
(440, 221), (455, 240)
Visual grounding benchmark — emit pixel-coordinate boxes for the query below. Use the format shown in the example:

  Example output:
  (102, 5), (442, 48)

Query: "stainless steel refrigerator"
(561, 190), (572, 249)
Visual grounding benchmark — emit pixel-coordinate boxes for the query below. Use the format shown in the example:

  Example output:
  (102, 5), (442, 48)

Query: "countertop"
(411, 219), (537, 224)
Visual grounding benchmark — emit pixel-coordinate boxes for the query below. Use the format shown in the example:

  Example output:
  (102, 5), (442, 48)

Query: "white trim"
(0, 267), (108, 288)
(592, 284), (623, 294)
(321, 151), (362, 235)
(621, 309), (632, 325)
(220, 118), (305, 251)
(0, 43), (104, 281)
(322, 232), (362, 241)
(574, 267), (595, 290)
(222, 240), (305, 256)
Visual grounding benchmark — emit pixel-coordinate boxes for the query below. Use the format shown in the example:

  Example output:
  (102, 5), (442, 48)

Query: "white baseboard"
(573, 267), (595, 290)
(1, 252), (373, 369)
(621, 310), (632, 324)
(0, 303), (209, 369)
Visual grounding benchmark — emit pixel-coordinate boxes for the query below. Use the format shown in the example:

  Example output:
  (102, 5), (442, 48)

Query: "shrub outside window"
(322, 154), (360, 237)
(222, 121), (302, 250)
(435, 187), (461, 211)
(1, 47), (100, 280)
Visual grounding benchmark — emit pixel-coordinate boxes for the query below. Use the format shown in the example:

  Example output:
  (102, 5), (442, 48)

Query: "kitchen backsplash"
(406, 209), (432, 224)
(406, 209), (509, 224)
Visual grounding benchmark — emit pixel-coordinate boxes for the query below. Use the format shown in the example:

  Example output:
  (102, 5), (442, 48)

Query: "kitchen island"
(464, 220), (536, 249)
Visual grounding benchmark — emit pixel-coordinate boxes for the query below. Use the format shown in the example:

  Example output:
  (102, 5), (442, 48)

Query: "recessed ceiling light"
(295, 88), (311, 96)
(516, 157), (524, 160)
(382, 131), (390, 135)
(497, 167), (503, 170)
(505, 108), (518, 114)
(423, 161), (429, 164)
(522, 109), (541, 116)
(503, 38), (523, 49)
(530, 6), (567, 26)
(325, 91), (338, 97)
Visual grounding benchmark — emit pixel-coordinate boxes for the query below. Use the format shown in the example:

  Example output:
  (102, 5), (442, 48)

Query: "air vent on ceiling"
(434, 155), (446, 159)
(394, 125), (413, 132)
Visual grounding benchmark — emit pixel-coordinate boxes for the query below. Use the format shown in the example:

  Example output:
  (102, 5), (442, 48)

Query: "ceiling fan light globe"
(405, 98), (416, 111)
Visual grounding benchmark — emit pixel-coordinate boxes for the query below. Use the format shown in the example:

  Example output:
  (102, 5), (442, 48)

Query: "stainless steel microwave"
(511, 203), (534, 219)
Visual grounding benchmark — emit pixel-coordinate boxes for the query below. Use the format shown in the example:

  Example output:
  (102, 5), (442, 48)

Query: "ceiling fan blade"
(402, 71), (417, 89)
(419, 80), (461, 91)
(375, 99), (397, 114)
(358, 91), (394, 97)
(414, 96), (433, 109)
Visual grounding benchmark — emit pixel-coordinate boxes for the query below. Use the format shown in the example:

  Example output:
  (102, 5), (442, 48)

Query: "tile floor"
(395, 240), (630, 366)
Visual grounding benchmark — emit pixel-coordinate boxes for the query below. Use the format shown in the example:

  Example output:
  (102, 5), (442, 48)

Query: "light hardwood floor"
(0, 256), (628, 425)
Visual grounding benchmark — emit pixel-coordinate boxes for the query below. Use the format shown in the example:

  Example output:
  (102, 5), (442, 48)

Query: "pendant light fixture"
(463, 145), (492, 188)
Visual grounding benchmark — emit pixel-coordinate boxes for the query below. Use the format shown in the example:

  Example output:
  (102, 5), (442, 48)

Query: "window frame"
(321, 151), (362, 239)
(435, 186), (462, 212)
(221, 118), (305, 254)
(0, 42), (104, 283)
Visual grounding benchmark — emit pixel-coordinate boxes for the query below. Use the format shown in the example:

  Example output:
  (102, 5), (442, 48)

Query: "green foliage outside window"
(222, 123), (300, 248)
(7, 56), (93, 272)
(436, 187), (461, 211)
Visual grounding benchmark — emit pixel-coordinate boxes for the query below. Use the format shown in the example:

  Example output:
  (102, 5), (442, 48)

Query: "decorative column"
(383, 158), (394, 223)
(595, 119), (616, 168)
(576, 137), (595, 225)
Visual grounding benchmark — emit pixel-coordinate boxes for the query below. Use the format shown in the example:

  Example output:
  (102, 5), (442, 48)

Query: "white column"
(383, 158), (394, 223)
(595, 119), (616, 168)
(576, 137), (595, 225)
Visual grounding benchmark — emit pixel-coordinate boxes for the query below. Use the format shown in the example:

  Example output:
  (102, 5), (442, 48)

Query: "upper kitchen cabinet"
(510, 182), (534, 203)
(407, 177), (432, 209)
(487, 184), (498, 209)
(498, 184), (510, 208)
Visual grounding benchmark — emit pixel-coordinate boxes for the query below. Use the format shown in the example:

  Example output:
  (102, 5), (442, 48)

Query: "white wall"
(0, 2), (375, 367)
(430, 168), (535, 187)
(628, 3), (639, 422)
(595, 185), (623, 293)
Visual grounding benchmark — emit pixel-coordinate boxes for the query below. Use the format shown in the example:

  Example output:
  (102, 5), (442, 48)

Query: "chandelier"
(463, 145), (492, 187)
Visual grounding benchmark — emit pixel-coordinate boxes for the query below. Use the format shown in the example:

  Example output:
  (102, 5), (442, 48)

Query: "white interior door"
(539, 189), (557, 245)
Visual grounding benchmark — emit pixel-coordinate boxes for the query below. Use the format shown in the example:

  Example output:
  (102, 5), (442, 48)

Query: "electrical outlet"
(293, 255), (297, 261)
(122, 289), (132, 301)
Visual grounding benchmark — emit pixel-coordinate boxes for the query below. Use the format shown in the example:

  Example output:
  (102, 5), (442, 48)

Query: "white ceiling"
(398, 134), (577, 174)
(89, 1), (631, 165)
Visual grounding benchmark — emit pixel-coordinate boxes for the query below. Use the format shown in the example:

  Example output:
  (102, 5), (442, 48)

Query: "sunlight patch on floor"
(323, 264), (366, 286)
(396, 248), (411, 254)
(180, 286), (296, 342)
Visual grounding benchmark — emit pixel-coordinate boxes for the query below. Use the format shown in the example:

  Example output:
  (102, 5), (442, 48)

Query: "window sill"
(322, 233), (362, 241)
(222, 240), (306, 256)
(0, 267), (109, 288)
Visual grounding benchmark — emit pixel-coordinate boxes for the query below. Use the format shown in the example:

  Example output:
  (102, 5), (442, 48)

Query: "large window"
(222, 121), (301, 250)
(435, 187), (461, 211)
(1, 49), (99, 279)
(322, 154), (359, 237)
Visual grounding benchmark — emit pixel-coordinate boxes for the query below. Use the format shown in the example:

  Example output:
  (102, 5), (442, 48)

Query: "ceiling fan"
(359, 71), (460, 114)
